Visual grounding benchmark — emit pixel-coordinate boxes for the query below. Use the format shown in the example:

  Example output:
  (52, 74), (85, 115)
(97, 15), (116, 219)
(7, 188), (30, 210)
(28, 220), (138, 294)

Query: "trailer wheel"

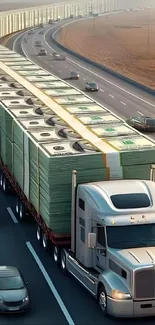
(0, 173), (3, 188)
(98, 285), (108, 316)
(37, 226), (42, 244)
(19, 203), (26, 222)
(42, 233), (49, 251)
(2, 177), (8, 193)
(15, 199), (20, 215)
(53, 245), (59, 264)
(60, 248), (67, 273)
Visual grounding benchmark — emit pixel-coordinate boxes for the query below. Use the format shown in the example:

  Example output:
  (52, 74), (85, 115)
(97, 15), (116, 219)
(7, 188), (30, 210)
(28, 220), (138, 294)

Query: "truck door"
(95, 224), (107, 270)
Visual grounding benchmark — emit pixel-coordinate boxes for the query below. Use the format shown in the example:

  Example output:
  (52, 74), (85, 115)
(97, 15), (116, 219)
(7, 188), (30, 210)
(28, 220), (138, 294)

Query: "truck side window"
(79, 198), (85, 211)
(97, 224), (106, 247)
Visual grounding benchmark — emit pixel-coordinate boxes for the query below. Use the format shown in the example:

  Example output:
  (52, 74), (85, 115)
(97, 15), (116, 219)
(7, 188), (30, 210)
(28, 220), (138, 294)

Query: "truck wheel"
(53, 245), (59, 264)
(60, 249), (67, 273)
(15, 199), (20, 216)
(98, 286), (108, 316)
(19, 203), (26, 222)
(0, 173), (3, 188)
(2, 177), (8, 193)
(42, 233), (49, 251)
(37, 226), (42, 244)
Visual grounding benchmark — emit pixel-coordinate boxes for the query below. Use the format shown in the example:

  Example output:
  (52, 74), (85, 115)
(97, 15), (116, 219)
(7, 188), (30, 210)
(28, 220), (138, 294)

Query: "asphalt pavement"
(6, 18), (155, 141)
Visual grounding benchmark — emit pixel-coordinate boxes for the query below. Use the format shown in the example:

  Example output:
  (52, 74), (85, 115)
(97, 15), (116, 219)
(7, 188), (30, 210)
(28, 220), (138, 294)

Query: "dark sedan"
(0, 266), (30, 313)
(126, 116), (155, 132)
(85, 82), (99, 91)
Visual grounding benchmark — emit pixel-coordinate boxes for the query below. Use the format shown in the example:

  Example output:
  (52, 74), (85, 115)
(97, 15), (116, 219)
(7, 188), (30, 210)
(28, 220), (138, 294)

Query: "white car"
(38, 49), (47, 56)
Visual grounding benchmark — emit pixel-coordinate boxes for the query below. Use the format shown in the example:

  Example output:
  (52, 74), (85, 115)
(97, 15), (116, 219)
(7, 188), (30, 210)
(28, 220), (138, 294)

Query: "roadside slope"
(57, 9), (155, 89)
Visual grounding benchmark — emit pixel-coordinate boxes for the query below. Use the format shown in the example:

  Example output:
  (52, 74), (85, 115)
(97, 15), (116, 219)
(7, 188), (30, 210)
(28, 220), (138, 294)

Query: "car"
(0, 266), (30, 313)
(24, 38), (27, 43)
(70, 14), (74, 18)
(38, 49), (47, 56)
(28, 30), (33, 35)
(49, 19), (54, 24)
(39, 31), (44, 35)
(52, 52), (65, 60)
(126, 116), (155, 132)
(35, 41), (42, 47)
(85, 82), (99, 91)
(70, 71), (79, 80)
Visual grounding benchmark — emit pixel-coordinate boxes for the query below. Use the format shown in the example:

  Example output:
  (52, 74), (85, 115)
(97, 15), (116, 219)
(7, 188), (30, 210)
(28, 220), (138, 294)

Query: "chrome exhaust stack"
(71, 170), (77, 254)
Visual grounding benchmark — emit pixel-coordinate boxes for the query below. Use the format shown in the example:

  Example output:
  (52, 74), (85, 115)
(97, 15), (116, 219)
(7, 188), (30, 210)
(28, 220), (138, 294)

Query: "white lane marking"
(109, 94), (114, 98)
(120, 101), (126, 105)
(26, 241), (75, 325)
(13, 30), (29, 52)
(66, 59), (155, 109)
(82, 78), (86, 81)
(100, 88), (104, 92)
(7, 207), (18, 224)
(137, 111), (144, 115)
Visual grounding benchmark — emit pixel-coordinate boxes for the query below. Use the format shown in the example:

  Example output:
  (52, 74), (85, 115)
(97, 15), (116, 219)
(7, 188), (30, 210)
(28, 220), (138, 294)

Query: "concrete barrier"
(51, 23), (155, 96)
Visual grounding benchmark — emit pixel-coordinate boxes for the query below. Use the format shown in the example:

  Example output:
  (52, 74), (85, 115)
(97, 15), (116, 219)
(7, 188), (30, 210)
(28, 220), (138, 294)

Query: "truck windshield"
(106, 224), (155, 249)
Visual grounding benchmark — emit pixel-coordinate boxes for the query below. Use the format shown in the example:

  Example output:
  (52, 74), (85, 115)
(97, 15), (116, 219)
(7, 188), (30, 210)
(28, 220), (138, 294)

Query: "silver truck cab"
(59, 170), (155, 318)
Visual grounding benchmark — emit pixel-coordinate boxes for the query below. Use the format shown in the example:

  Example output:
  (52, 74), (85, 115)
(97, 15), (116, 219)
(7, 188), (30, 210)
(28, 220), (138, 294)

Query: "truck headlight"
(112, 290), (131, 300)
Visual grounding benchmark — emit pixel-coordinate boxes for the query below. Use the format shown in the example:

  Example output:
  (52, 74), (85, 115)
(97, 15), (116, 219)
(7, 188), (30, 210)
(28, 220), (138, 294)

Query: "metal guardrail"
(0, 0), (154, 39)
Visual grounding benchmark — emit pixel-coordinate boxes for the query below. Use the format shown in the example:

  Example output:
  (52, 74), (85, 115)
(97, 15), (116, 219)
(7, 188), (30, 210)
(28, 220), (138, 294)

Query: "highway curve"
(6, 18), (155, 141)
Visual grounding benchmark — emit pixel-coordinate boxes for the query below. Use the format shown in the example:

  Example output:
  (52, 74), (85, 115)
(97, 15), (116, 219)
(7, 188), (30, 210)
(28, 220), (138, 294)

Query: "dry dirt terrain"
(58, 9), (155, 89)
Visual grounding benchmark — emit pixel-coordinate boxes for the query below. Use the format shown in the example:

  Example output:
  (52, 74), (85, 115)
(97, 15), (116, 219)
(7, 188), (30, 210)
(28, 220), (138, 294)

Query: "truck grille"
(134, 268), (154, 299)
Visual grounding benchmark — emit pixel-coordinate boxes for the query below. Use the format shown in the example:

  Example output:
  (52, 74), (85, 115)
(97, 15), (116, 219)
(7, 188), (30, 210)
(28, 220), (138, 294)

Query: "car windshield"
(89, 83), (96, 86)
(106, 223), (155, 249)
(0, 276), (24, 290)
(146, 119), (155, 125)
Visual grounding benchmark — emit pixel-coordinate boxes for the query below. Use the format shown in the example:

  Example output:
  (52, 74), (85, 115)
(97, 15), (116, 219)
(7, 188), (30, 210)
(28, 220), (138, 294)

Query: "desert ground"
(58, 9), (155, 89)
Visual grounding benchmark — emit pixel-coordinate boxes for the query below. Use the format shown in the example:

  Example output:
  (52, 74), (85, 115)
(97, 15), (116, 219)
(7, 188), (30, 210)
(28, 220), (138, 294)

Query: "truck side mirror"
(88, 233), (96, 248)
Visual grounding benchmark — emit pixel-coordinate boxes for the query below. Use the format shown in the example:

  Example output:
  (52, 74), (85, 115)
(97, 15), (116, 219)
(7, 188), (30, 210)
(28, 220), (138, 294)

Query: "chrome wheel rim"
(43, 234), (47, 248)
(61, 252), (66, 270)
(2, 180), (6, 191)
(19, 206), (23, 219)
(0, 175), (3, 186)
(16, 202), (19, 214)
(99, 291), (107, 312)
(53, 246), (58, 262)
(37, 227), (41, 241)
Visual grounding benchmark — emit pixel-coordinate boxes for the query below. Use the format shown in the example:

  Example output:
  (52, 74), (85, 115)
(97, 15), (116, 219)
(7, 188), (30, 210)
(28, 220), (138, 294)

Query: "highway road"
(0, 188), (107, 325)
(5, 17), (155, 142)
(1, 17), (155, 325)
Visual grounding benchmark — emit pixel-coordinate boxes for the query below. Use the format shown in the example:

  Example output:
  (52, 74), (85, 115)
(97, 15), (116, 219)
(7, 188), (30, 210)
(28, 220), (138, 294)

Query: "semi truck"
(1, 44), (155, 318)
(1, 164), (155, 317)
